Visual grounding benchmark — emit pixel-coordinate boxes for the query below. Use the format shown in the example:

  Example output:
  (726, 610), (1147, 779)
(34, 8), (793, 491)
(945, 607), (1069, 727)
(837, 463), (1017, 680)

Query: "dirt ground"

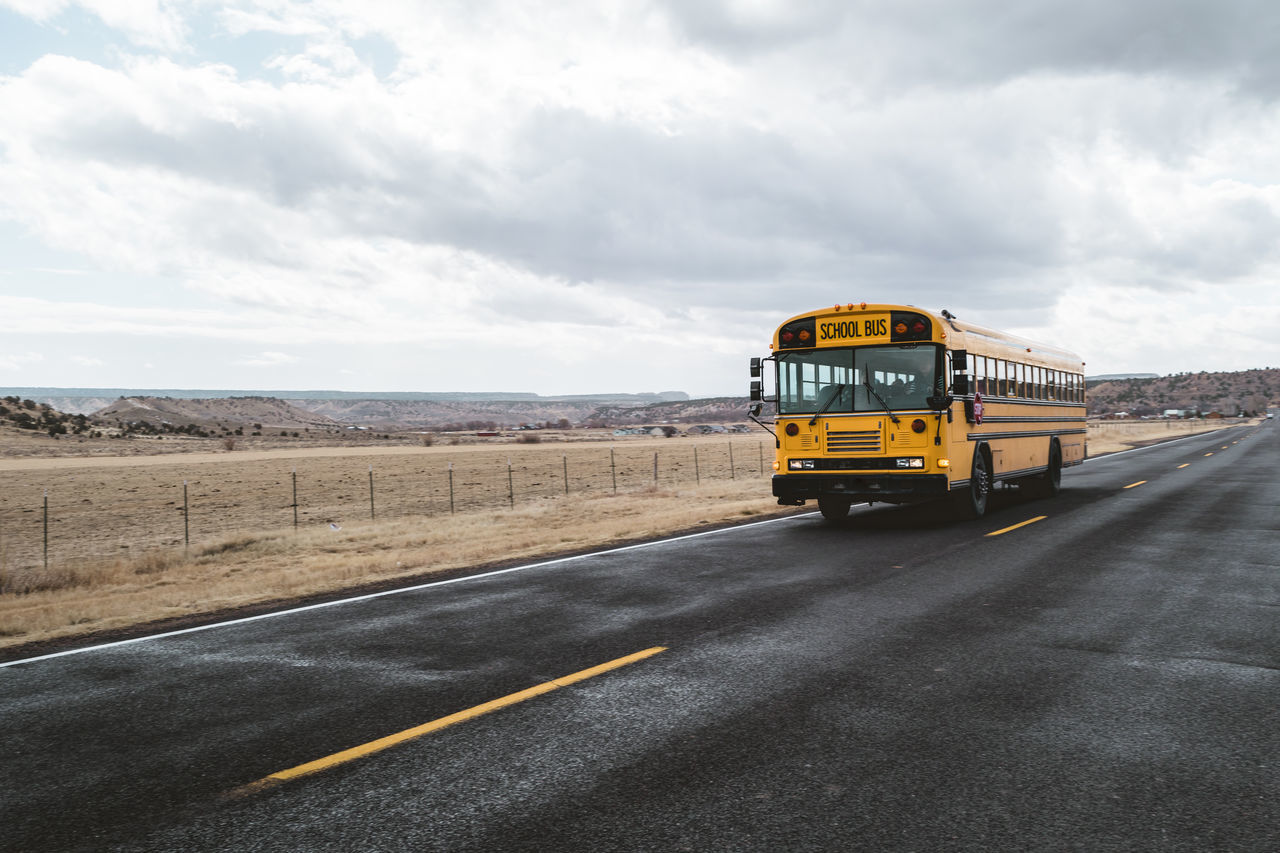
(1, 420), (1251, 575)
(0, 433), (773, 572)
(1083, 417), (1251, 455)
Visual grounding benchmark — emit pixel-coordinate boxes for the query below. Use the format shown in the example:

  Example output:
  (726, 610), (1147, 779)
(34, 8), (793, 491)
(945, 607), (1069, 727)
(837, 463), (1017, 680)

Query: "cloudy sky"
(2, 1), (1278, 397)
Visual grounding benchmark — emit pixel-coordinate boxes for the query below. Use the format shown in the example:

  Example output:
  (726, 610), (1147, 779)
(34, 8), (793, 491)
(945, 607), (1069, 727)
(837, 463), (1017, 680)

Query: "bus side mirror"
(926, 395), (952, 410)
(953, 375), (970, 396)
(750, 357), (762, 378)
(952, 349), (968, 371)
(750, 380), (763, 402)
(748, 402), (763, 417)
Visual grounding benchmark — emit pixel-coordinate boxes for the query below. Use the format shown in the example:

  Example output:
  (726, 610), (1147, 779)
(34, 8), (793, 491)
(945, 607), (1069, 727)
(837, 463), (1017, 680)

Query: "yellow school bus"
(749, 304), (1086, 521)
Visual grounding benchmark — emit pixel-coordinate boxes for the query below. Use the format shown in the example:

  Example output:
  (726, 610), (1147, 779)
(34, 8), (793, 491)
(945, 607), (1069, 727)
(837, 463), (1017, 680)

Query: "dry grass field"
(0, 434), (778, 652)
(0, 434), (771, 567)
(0, 419), (1251, 654)
(1084, 417), (1251, 455)
(0, 479), (781, 653)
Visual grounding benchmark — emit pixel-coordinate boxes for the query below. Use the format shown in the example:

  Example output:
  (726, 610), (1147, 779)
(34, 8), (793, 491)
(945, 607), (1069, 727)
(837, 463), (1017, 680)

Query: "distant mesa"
(10, 368), (1275, 429)
(0, 387), (709, 430)
(1084, 373), (1158, 382)
(1085, 368), (1279, 418)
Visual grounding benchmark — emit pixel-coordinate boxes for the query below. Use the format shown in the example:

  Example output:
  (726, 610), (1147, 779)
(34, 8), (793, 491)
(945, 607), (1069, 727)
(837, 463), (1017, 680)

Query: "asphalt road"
(2, 421), (1277, 852)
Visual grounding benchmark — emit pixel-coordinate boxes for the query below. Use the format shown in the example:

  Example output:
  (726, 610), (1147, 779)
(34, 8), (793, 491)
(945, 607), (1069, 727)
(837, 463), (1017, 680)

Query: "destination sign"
(818, 315), (889, 343)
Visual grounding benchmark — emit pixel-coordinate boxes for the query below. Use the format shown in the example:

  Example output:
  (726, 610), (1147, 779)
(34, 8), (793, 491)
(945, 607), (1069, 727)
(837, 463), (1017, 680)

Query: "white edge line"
(1, 512), (814, 669)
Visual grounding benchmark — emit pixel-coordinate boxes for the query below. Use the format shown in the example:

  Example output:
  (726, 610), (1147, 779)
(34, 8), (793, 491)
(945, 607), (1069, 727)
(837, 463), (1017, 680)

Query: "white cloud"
(0, 0), (188, 51)
(2, 1), (1280, 392)
(0, 350), (43, 371)
(234, 350), (298, 367)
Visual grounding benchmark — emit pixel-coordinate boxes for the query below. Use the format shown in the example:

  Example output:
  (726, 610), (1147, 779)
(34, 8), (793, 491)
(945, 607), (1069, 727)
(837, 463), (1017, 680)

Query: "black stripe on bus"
(961, 397), (1088, 409)
(967, 425), (1090, 438)
(978, 415), (1088, 424)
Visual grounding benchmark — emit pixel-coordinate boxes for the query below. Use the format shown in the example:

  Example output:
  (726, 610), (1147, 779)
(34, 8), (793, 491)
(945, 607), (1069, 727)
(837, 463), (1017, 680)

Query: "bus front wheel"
(818, 495), (852, 522)
(954, 448), (990, 519)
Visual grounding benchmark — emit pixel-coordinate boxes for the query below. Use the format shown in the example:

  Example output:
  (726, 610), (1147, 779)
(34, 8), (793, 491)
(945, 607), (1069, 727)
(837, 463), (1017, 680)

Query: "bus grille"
(827, 429), (882, 453)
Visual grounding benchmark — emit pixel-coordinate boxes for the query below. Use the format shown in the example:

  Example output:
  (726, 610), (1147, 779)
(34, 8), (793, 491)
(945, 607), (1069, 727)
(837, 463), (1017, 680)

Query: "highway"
(2, 421), (1277, 852)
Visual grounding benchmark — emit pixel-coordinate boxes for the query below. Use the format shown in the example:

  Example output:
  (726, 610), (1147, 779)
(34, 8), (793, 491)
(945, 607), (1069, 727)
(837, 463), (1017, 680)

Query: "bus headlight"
(895, 457), (925, 469)
(788, 459), (816, 470)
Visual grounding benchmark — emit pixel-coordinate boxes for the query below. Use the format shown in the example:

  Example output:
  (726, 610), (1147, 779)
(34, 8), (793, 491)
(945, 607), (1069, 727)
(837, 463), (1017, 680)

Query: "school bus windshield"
(776, 344), (942, 415)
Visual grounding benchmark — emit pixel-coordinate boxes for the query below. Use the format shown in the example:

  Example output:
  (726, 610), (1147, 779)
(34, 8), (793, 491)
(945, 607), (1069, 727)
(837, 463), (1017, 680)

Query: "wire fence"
(0, 439), (772, 581)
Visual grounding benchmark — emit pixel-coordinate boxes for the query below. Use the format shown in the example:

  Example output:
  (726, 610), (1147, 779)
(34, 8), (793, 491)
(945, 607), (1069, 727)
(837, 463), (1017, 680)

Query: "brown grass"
(0, 435), (771, 568)
(0, 480), (782, 649)
(1085, 417), (1252, 456)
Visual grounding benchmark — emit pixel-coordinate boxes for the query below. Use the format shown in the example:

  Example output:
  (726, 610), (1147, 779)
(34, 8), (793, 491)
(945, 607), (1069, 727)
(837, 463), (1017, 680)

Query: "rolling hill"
(1085, 368), (1279, 416)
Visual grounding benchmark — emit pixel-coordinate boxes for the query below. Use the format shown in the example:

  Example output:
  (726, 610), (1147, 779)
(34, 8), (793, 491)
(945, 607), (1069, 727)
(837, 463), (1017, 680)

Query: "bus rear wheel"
(1031, 439), (1063, 498)
(818, 495), (852, 522)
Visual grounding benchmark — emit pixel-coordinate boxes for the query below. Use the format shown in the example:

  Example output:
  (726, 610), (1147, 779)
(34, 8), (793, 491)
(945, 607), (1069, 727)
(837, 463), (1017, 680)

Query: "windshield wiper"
(863, 377), (901, 425)
(809, 384), (847, 426)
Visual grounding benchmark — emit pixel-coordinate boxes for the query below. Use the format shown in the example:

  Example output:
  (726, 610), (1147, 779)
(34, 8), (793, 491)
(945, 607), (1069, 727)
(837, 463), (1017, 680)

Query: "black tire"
(1039, 440), (1063, 497)
(954, 447), (990, 519)
(818, 495), (852, 522)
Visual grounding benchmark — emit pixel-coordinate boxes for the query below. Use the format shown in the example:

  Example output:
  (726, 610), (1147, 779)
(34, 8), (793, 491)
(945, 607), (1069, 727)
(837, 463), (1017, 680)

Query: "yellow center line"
(1204, 452), (1214, 457)
(228, 646), (667, 798)
(1123, 480), (1147, 489)
(986, 515), (1047, 537)
(1176, 463), (1190, 469)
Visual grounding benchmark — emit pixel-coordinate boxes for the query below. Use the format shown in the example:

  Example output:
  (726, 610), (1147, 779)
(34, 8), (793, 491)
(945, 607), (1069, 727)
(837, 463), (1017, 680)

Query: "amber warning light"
(777, 317), (817, 349)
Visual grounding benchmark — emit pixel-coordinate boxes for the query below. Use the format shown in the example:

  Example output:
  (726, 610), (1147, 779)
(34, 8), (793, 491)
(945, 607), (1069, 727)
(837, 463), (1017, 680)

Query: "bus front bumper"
(772, 473), (951, 506)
